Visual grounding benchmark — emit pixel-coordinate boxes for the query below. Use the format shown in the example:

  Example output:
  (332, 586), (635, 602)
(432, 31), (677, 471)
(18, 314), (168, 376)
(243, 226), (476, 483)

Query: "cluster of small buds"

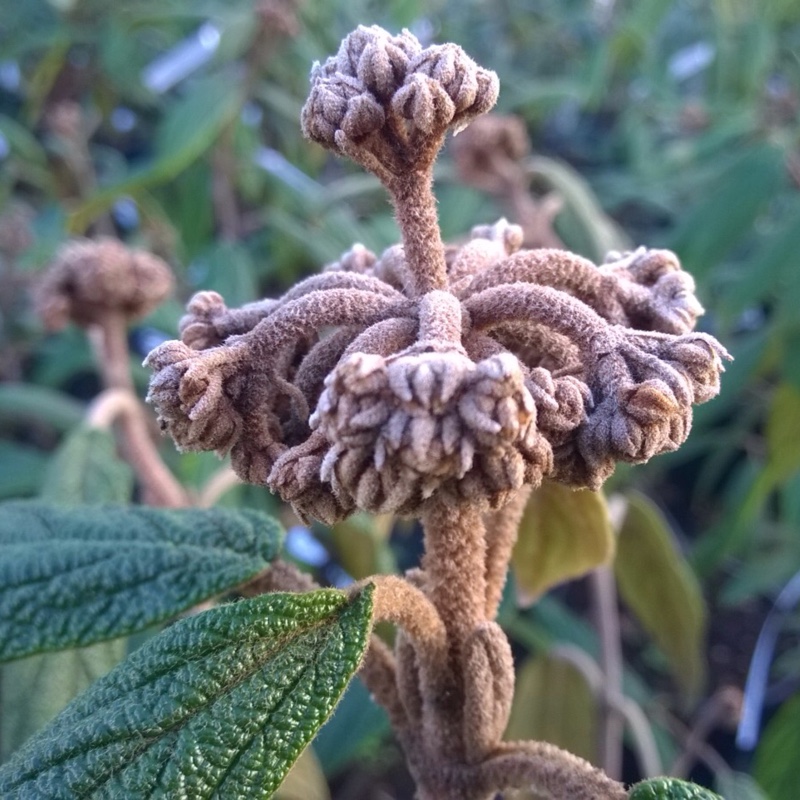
(302, 25), (498, 178)
(37, 238), (173, 330)
(144, 24), (729, 526)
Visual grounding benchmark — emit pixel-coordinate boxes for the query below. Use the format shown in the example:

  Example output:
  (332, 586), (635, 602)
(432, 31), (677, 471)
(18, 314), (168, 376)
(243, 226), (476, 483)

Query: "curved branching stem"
(475, 741), (628, 800)
(483, 486), (531, 618)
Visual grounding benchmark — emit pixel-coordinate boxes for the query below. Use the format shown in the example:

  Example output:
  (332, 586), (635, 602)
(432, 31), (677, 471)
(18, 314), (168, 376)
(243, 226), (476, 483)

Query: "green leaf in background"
(0, 587), (374, 799)
(629, 776), (722, 799)
(0, 442), (48, 500)
(1, 427), (133, 760)
(0, 502), (283, 661)
(669, 143), (786, 280)
(754, 692), (800, 800)
(527, 155), (630, 261)
(330, 512), (396, 580)
(193, 240), (259, 309)
(511, 484), (615, 606)
(0, 641), (127, 764)
(312, 677), (391, 777)
(504, 652), (598, 764)
(68, 74), (244, 232)
(0, 383), (84, 435)
(614, 492), (707, 698)
(39, 425), (133, 505)
(715, 771), (769, 800)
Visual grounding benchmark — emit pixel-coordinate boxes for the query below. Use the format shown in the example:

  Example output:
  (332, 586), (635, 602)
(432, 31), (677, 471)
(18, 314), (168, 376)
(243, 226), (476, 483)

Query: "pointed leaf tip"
(0, 586), (374, 799)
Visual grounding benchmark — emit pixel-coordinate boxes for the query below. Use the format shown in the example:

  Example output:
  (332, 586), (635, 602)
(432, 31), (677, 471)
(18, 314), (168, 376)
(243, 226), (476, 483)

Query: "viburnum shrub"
(0, 25), (729, 800)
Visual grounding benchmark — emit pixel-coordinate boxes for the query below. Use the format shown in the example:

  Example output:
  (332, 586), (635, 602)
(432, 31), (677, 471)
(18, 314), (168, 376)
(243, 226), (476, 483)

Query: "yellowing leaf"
(505, 652), (598, 764)
(614, 492), (707, 698)
(511, 484), (615, 606)
(275, 747), (330, 800)
(330, 512), (395, 580)
(765, 383), (800, 484)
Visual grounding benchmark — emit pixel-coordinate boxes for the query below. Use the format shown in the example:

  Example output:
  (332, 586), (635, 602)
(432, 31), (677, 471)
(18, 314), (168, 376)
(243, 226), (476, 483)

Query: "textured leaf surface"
(0, 587), (374, 799)
(754, 692), (800, 800)
(629, 777), (722, 800)
(614, 492), (707, 698)
(511, 484), (615, 605)
(40, 426), (134, 505)
(0, 502), (283, 661)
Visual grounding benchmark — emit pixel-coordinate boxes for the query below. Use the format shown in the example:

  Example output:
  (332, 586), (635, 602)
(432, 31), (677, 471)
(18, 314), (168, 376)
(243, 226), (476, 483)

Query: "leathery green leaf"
(505, 652), (598, 764)
(40, 426), (134, 505)
(0, 502), (283, 661)
(614, 492), (707, 698)
(511, 484), (615, 606)
(0, 587), (374, 799)
(754, 692), (800, 800)
(629, 776), (722, 799)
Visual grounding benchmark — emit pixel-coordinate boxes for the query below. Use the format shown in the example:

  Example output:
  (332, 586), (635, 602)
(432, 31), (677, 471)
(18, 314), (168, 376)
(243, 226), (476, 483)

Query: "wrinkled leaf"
(0, 642), (126, 763)
(614, 492), (707, 697)
(754, 692), (800, 800)
(40, 426), (133, 505)
(505, 652), (598, 764)
(629, 776), (722, 799)
(511, 484), (615, 606)
(0, 587), (374, 798)
(0, 502), (283, 661)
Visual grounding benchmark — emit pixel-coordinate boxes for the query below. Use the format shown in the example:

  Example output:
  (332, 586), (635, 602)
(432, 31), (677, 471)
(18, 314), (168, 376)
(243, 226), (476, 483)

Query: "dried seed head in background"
(37, 238), (174, 330)
(145, 25), (730, 525)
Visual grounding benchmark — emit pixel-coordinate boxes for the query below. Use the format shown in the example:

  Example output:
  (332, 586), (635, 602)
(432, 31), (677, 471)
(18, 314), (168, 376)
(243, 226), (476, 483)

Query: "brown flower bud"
(310, 347), (550, 513)
(144, 341), (243, 454)
(37, 238), (173, 330)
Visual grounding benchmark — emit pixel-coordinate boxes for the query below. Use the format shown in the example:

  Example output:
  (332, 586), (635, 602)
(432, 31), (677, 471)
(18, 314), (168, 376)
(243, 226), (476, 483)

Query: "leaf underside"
(0, 502), (284, 662)
(0, 587), (374, 799)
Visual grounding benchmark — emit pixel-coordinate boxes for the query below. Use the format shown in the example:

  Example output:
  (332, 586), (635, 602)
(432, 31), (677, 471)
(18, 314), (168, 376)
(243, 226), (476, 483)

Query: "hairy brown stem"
(90, 316), (187, 508)
(388, 171), (448, 297)
(484, 486), (531, 618)
(421, 496), (487, 652)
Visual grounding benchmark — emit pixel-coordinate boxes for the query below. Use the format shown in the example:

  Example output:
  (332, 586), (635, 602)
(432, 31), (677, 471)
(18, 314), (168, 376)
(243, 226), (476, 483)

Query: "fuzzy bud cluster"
(145, 25), (729, 525)
(37, 238), (173, 330)
(301, 25), (498, 176)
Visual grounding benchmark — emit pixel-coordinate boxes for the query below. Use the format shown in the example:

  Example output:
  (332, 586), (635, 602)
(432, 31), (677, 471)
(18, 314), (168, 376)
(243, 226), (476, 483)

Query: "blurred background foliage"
(1, 0), (800, 797)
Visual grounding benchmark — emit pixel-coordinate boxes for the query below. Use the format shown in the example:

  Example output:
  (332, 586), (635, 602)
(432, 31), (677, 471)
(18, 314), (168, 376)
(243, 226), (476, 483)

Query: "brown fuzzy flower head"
(145, 25), (729, 524)
(451, 114), (530, 193)
(37, 237), (174, 330)
(301, 25), (499, 176)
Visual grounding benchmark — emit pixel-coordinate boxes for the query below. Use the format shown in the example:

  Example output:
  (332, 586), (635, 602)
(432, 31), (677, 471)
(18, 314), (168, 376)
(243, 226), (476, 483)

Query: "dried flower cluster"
(36, 237), (173, 330)
(143, 25), (729, 800)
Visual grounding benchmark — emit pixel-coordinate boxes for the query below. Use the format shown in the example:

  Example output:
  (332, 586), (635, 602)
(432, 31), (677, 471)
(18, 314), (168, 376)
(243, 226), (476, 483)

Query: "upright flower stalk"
(145, 25), (729, 800)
